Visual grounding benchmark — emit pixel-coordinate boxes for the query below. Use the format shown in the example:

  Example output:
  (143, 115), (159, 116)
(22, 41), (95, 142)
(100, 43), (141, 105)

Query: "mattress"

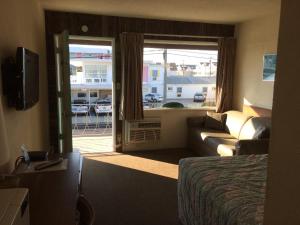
(178, 154), (267, 225)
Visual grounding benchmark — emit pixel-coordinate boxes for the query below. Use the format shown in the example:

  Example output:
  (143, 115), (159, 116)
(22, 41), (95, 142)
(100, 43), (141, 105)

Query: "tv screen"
(16, 47), (39, 110)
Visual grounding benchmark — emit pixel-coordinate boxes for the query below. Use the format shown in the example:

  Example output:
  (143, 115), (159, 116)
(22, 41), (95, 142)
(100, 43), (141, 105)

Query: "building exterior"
(166, 76), (216, 100)
(70, 46), (217, 104)
(69, 46), (113, 103)
(142, 62), (216, 101)
(143, 62), (164, 97)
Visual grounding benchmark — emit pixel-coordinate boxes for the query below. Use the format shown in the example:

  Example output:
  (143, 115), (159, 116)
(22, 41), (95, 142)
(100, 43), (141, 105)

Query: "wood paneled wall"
(45, 10), (235, 152)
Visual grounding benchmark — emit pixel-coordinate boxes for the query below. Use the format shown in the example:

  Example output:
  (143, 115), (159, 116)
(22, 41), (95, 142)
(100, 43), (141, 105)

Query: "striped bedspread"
(178, 154), (267, 225)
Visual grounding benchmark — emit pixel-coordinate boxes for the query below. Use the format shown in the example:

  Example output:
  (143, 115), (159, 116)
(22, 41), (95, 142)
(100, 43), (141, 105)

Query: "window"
(152, 70), (159, 81)
(70, 64), (77, 75)
(151, 87), (157, 93)
(86, 79), (92, 83)
(78, 93), (86, 98)
(177, 87), (182, 97)
(84, 64), (108, 79)
(90, 92), (98, 97)
(143, 47), (218, 109)
(94, 79), (100, 83)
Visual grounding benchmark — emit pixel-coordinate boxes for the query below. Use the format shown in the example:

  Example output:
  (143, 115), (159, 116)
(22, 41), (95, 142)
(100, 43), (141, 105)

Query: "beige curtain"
(120, 33), (144, 120)
(216, 38), (236, 113)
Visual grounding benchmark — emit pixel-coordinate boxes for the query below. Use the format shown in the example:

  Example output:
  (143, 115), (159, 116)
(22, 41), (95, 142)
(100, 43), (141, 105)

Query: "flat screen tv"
(15, 47), (39, 110)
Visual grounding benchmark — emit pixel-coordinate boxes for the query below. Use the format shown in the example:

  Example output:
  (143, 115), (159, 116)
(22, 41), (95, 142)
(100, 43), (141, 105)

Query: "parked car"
(72, 99), (89, 115)
(93, 99), (112, 114)
(144, 93), (163, 102)
(193, 93), (206, 102)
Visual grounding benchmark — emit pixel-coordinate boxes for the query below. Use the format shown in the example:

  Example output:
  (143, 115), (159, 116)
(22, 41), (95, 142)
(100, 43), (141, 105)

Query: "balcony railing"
(72, 103), (112, 137)
(70, 78), (108, 84)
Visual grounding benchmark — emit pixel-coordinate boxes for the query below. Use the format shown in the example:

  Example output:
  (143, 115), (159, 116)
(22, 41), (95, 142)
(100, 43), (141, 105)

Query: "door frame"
(54, 31), (73, 153)
(69, 35), (117, 151)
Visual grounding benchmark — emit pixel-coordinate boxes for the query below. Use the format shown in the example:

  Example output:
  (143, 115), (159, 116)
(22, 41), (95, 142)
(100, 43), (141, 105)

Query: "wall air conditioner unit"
(125, 118), (161, 144)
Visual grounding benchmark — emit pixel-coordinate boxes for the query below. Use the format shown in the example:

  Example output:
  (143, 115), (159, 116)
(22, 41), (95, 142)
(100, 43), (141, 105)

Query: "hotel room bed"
(178, 154), (267, 225)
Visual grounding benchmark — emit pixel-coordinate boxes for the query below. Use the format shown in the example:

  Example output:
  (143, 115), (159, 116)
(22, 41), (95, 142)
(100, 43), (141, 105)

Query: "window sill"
(144, 106), (216, 112)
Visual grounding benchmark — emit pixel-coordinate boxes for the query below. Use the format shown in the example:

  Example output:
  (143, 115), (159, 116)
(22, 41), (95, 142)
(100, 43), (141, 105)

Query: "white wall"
(264, 1), (300, 224)
(166, 84), (215, 99)
(0, 0), (48, 172)
(233, 13), (280, 110)
(123, 108), (208, 151)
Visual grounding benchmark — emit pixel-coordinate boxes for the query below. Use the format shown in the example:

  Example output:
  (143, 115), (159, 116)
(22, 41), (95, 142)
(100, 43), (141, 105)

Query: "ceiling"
(38, 0), (281, 24)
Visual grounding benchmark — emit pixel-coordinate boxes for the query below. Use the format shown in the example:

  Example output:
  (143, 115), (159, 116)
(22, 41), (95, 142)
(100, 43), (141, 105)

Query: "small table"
(16, 152), (81, 225)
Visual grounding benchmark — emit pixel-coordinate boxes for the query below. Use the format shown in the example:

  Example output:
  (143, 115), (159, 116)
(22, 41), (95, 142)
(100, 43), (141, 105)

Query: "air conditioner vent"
(125, 118), (161, 144)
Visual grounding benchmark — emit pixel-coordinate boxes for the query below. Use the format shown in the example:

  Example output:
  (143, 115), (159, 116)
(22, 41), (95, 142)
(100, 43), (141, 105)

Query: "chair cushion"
(217, 144), (236, 156)
(204, 137), (238, 156)
(239, 117), (271, 140)
(204, 112), (227, 131)
(200, 131), (235, 141)
(225, 111), (252, 139)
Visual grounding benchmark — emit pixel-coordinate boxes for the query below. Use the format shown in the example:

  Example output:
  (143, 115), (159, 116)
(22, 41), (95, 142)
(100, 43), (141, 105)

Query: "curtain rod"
(144, 33), (220, 39)
(121, 32), (220, 40)
(144, 39), (218, 46)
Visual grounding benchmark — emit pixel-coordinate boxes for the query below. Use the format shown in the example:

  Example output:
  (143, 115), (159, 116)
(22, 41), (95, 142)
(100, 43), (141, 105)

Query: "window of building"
(151, 87), (157, 93)
(70, 64), (77, 75)
(86, 79), (92, 83)
(78, 92), (86, 98)
(85, 64), (108, 79)
(90, 92), (98, 98)
(152, 70), (159, 81)
(143, 46), (218, 109)
(94, 79), (100, 83)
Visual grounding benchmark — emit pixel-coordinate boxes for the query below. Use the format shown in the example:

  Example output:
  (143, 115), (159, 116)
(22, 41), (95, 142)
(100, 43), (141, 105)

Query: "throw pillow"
(204, 112), (227, 130)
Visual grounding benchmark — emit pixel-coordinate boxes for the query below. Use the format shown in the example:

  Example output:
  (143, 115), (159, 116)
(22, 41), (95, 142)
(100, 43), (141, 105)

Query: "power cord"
(14, 156), (25, 170)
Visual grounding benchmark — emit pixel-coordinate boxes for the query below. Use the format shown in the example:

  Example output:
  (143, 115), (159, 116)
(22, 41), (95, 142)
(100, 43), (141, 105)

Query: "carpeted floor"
(80, 149), (196, 225)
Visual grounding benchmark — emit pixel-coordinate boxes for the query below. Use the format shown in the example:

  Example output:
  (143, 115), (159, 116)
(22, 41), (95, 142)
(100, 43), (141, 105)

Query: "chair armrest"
(187, 116), (206, 128)
(235, 139), (269, 155)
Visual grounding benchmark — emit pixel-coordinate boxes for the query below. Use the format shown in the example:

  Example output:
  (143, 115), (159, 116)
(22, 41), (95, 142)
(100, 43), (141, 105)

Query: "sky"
(69, 44), (218, 65)
(144, 48), (218, 64)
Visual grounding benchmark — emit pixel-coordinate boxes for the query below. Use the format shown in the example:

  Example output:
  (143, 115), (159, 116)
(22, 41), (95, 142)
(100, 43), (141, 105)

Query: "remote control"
(34, 158), (63, 171)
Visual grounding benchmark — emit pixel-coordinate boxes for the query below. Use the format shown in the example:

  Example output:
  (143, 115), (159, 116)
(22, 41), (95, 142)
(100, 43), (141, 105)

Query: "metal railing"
(72, 103), (112, 137)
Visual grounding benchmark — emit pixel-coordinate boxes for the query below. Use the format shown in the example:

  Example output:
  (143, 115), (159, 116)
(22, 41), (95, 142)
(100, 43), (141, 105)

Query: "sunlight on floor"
(73, 135), (113, 153)
(85, 154), (178, 179)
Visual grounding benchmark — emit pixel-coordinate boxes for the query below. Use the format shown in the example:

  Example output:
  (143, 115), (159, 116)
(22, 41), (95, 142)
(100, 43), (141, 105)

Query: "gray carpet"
(80, 150), (195, 225)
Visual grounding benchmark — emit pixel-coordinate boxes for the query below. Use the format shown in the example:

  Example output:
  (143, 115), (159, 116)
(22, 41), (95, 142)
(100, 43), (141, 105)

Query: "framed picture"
(263, 54), (277, 81)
